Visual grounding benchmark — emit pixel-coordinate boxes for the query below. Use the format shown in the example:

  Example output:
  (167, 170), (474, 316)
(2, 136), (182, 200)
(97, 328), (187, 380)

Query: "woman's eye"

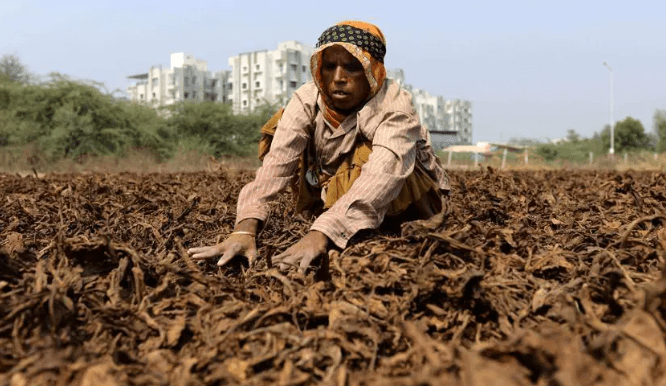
(345, 64), (362, 73)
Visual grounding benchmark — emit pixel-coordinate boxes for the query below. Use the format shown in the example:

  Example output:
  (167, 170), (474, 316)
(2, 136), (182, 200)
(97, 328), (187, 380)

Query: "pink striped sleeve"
(235, 92), (313, 225)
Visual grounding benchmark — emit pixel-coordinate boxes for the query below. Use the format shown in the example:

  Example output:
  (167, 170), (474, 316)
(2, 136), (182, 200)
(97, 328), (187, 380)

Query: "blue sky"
(2, 0), (665, 143)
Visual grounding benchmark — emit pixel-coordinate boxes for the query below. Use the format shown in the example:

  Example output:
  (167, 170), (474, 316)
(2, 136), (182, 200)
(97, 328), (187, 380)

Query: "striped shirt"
(236, 79), (450, 248)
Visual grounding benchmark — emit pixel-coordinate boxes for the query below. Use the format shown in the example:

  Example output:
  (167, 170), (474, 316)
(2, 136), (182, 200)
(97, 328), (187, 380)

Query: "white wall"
(229, 41), (313, 114)
(127, 53), (230, 107)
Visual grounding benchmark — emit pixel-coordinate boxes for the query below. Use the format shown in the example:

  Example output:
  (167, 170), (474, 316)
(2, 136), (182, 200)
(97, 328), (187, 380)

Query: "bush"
(165, 100), (276, 158)
(0, 75), (279, 166)
(536, 137), (607, 162)
(600, 117), (652, 153)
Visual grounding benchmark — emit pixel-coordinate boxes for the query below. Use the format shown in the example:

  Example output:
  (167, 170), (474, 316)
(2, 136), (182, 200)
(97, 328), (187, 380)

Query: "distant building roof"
(429, 130), (458, 135)
(127, 73), (148, 80)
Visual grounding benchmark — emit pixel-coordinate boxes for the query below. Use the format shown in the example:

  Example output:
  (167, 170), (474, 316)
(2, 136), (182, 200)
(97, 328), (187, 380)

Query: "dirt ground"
(1, 168), (666, 386)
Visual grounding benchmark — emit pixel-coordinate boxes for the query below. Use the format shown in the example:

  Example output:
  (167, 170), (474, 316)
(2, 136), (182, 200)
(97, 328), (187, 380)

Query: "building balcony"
(274, 51), (286, 62)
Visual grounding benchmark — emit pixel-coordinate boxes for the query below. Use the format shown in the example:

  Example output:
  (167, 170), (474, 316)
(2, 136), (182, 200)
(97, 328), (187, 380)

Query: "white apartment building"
(387, 69), (473, 146)
(445, 99), (473, 144)
(228, 41), (313, 114)
(386, 68), (405, 87)
(127, 53), (231, 107)
(411, 88), (447, 133)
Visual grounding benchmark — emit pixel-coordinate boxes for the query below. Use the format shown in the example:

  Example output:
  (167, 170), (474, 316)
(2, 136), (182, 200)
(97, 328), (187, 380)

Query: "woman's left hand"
(272, 231), (329, 273)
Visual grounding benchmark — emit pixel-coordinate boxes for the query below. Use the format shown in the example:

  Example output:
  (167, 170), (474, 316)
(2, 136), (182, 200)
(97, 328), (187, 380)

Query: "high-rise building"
(126, 53), (231, 107)
(228, 41), (313, 114)
(387, 69), (472, 146)
(444, 99), (472, 144)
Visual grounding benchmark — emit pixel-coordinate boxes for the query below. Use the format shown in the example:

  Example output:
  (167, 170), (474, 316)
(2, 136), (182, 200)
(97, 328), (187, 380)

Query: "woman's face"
(321, 46), (371, 114)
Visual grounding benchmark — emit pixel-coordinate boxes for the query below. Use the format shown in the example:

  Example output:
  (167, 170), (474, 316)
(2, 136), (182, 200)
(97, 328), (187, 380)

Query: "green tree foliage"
(600, 117), (651, 153)
(655, 109), (666, 152)
(536, 144), (559, 161)
(0, 63), (277, 164)
(165, 100), (276, 157)
(0, 78), (170, 161)
(0, 54), (32, 84)
(535, 117), (655, 162)
(535, 137), (606, 162)
(566, 129), (580, 143)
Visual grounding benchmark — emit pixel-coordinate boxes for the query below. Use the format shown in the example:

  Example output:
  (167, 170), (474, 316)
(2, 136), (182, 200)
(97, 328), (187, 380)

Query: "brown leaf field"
(1, 168), (666, 386)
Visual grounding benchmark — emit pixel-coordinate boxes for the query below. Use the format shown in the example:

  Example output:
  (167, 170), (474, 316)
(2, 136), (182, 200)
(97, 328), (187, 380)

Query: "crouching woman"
(188, 21), (450, 272)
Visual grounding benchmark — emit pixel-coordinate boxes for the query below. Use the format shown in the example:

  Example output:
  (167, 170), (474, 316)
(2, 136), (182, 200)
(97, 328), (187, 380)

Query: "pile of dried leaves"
(1, 168), (666, 385)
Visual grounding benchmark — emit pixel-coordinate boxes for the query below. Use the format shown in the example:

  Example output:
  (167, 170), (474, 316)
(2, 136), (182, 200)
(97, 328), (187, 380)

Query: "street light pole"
(603, 62), (614, 155)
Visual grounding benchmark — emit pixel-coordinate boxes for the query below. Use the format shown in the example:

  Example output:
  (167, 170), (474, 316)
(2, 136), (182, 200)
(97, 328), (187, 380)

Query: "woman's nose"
(332, 65), (346, 82)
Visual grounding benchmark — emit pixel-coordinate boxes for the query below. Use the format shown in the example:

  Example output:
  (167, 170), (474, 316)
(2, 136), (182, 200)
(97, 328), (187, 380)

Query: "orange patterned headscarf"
(311, 21), (387, 128)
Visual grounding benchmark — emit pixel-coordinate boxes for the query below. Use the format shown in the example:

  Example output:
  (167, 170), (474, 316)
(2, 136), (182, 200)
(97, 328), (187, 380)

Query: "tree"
(655, 109), (666, 152)
(535, 144), (558, 161)
(566, 129), (580, 143)
(600, 117), (651, 153)
(507, 137), (544, 147)
(0, 54), (31, 84)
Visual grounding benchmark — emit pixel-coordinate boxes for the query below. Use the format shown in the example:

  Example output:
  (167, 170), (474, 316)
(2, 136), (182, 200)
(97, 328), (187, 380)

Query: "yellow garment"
(258, 107), (309, 212)
(258, 110), (441, 219)
(258, 107), (284, 162)
(321, 140), (441, 217)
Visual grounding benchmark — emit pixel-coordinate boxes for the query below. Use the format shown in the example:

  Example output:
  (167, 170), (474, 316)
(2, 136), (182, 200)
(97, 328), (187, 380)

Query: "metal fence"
(437, 150), (666, 170)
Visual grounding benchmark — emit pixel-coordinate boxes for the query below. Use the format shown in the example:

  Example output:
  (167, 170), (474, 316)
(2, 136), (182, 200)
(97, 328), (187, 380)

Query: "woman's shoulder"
(292, 82), (319, 106)
(357, 80), (419, 139)
(367, 79), (417, 116)
(287, 82), (319, 121)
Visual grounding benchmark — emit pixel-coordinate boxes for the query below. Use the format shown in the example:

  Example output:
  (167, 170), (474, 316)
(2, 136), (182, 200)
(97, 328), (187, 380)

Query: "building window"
(184, 92), (188, 99)
(242, 83), (247, 89)
(184, 77), (189, 87)
(242, 66), (247, 72)
(242, 100), (247, 106)
(228, 83), (233, 90)
(290, 81), (297, 88)
(255, 81), (260, 87)
(152, 92), (156, 98)
(256, 98), (261, 104)
(192, 91), (196, 98)
(140, 94), (144, 100)
(152, 77), (158, 86)
(302, 65), (306, 72)
(192, 76), (196, 85)
(255, 64), (260, 70)
(290, 64), (297, 71)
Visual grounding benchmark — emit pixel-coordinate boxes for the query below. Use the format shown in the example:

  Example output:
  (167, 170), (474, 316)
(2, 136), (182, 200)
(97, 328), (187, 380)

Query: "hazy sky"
(2, 0), (665, 143)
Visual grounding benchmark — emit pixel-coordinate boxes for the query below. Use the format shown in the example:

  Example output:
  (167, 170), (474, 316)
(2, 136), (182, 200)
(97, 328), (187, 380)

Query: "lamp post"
(603, 62), (614, 155)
